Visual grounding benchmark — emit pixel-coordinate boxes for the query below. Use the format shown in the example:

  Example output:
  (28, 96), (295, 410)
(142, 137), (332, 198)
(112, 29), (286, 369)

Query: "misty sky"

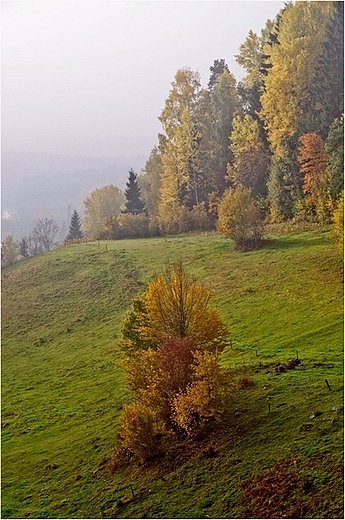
(2, 0), (284, 160)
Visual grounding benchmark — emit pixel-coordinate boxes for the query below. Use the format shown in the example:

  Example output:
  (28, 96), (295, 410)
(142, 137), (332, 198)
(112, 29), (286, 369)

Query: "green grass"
(1, 228), (343, 518)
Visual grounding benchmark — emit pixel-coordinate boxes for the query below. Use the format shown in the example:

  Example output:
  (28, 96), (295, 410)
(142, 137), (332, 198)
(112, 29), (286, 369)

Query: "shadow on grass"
(262, 234), (331, 251)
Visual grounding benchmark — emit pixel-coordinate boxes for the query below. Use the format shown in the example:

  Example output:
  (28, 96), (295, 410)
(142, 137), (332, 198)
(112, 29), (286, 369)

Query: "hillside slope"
(1, 229), (343, 518)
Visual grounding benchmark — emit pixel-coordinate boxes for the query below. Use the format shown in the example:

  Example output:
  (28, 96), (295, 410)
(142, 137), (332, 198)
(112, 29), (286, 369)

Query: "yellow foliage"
(332, 191), (344, 254)
(119, 401), (162, 463)
(139, 263), (229, 352)
(260, 2), (333, 157)
(121, 348), (158, 397)
(171, 351), (228, 436)
(217, 187), (264, 249)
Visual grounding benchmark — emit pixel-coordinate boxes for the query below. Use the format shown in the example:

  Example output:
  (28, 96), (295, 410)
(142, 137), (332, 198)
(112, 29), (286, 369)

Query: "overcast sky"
(2, 0), (284, 160)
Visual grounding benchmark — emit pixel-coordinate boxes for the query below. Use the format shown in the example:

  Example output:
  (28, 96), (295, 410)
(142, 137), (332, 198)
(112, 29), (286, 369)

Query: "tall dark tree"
(66, 209), (83, 240)
(311, 1), (344, 139)
(208, 59), (230, 91)
(19, 237), (30, 258)
(123, 168), (146, 215)
(210, 70), (240, 194)
(325, 115), (344, 203)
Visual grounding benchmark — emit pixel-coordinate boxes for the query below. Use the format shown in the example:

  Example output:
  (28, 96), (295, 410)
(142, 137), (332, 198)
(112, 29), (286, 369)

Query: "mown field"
(1, 227), (343, 518)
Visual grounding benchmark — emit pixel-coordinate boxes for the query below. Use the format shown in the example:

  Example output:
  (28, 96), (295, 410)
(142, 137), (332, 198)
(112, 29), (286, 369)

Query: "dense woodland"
(1, 1), (344, 265)
(138, 1), (343, 233)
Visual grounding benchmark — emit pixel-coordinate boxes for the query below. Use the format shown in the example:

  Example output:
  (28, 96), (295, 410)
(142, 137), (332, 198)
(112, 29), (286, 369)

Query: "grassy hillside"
(1, 228), (343, 518)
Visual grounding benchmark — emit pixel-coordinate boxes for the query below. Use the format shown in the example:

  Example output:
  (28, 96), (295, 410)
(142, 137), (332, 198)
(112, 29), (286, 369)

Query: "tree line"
(2, 1), (344, 266)
(81, 1), (343, 246)
(139, 1), (343, 233)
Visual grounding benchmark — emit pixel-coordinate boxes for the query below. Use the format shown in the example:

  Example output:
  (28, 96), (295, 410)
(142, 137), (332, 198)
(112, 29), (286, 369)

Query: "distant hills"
(1, 151), (147, 240)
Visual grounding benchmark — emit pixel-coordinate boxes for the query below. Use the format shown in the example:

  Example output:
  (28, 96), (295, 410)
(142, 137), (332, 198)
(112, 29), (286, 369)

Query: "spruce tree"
(123, 168), (146, 215)
(66, 209), (83, 240)
(311, 1), (344, 139)
(208, 59), (229, 91)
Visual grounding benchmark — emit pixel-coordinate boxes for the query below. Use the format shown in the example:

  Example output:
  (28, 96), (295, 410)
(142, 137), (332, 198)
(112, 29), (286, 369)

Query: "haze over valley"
(1, 151), (146, 239)
(1, 1), (283, 240)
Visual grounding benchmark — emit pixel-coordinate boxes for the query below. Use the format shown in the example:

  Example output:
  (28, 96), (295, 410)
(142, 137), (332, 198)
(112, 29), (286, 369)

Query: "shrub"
(217, 187), (265, 250)
(156, 338), (197, 399)
(121, 348), (159, 397)
(158, 203), (191, 235)
(171, 350), (228, 437)
(118, 213), (150, 239)
(119, 401), (161, 463)
(237, 376), (255, 390)
(189, 203), (213, 231)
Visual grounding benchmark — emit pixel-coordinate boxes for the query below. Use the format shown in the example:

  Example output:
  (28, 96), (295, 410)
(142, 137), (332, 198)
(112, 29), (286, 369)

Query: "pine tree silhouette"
(123, 168), (146, 215)
(66, 209), (83, 240)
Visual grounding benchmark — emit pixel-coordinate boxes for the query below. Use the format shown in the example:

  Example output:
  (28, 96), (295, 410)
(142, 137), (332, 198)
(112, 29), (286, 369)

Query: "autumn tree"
(117, 265), (231, 462)
(217, 187), (264, 250)
(66, 209), (83, 240)
(1, 235), (20, 267)
(235, 29), (264, 88)
(158, 68), (214, 232)
(123, 168), (146, 215)
(297, 132), (330, 220)
(260, 1), (332, 156)
(228, 114), (269, 198)
(139, 146), (163, 216)
(83, 184), (125, 240)
(121, 263), (229, 354)
(159, 68), (206, 141)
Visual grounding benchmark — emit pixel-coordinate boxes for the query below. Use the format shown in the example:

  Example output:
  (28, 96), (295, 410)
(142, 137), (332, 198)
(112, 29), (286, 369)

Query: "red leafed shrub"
(156, 338), (197, 397)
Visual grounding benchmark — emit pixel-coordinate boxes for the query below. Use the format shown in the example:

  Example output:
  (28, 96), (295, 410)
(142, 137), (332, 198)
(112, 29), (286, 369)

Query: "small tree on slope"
(66, 209), (83, 240)
(123, 168), (146, 215)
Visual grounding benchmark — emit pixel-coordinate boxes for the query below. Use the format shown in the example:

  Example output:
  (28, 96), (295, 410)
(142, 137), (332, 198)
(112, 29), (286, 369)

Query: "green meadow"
(1, 228), (343, 518)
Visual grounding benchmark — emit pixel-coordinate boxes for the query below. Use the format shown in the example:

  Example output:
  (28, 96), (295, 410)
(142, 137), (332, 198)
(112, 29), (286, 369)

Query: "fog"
(2, 0), (283, 158)
(1, 0), (284, 239)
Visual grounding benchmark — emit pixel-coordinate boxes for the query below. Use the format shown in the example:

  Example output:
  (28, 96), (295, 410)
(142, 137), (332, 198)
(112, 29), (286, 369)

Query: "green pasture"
(1, 228), (343, 518)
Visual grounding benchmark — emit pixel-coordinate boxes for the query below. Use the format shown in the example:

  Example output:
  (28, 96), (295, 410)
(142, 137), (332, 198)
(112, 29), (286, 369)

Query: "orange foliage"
(298, 132), (330, 217)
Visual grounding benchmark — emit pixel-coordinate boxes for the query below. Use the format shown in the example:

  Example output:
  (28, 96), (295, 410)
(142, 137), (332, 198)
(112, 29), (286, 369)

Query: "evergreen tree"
(208, 59), (230, 91)
(66, 209), (83, 240)
(325, 115), (344, 203)
(267, 151), (297, 222)
(311, 1), (344, 139)
(210, 70), (240, 194)
(19, 237), (30, 258)
(123, 168), (146, 215)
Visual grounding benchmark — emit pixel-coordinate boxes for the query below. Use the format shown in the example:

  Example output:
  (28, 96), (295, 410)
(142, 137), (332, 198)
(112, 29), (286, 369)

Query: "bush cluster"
(118, 339), (229, 463)
(114, 265), (231, 464)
